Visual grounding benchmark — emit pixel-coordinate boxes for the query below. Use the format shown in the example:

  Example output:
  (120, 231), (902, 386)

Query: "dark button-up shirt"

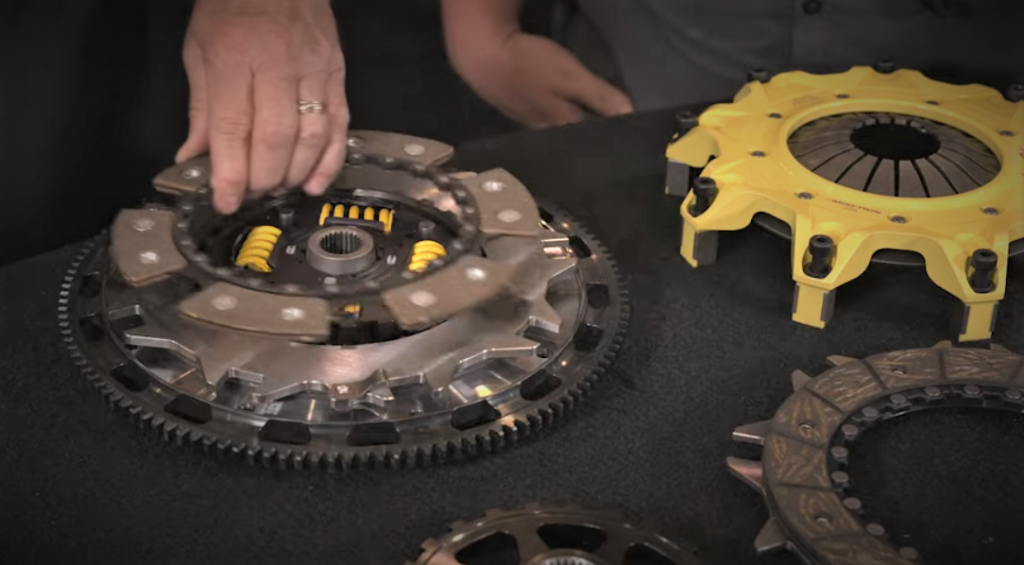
(576, 0), (1024, 109)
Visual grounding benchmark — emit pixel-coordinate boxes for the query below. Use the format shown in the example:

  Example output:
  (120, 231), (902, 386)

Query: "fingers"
(176, 38), (210, 163)
(530, 96), (585, 129)
(285, 72), (330, 188)
(206, 62), (254, 214)
(303, 68), (350, 196)
(249, 71), (299, 193)
(561, 67), (633, 118)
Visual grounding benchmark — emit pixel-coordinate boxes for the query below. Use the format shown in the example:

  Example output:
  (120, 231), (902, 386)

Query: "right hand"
(176, 0), (350, 214)
(451, 32), (633, 128)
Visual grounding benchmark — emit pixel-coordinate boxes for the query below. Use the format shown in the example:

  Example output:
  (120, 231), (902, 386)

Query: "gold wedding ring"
(298, 100), (327, 114)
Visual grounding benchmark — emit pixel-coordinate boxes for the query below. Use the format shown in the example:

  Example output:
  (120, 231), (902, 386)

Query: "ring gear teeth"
(59, 134), (628, 470)
(666, 66), (1023, 343)
(728, 345), (1024, 565)
(408, 505), (704, 565)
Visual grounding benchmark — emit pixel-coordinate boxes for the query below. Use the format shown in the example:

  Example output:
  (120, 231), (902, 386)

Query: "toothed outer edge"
(413, 504), (698, 564)
(825, 355), (857, 367)
(790, 369), (812, 390)
(60, 206), (629, 471)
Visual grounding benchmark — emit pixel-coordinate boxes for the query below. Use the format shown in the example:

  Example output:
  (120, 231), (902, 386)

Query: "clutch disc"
(409, 505), (703, 565)
(727, 344), (1024, 565)
(666, 65), (1023, 343)
(59, 131), (627, 469)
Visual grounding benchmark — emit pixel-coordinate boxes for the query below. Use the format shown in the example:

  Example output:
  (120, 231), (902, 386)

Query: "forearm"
(441, 0), (523, 70)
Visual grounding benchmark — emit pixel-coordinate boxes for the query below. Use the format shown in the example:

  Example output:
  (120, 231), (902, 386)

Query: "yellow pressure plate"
(666, 66), (1023, 343)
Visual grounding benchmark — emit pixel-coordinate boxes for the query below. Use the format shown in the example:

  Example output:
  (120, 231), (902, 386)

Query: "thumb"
(176, 38), (210, 163)
(565, 67), (633, 118)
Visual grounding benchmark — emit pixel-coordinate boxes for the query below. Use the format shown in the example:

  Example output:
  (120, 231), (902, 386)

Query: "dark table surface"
(3, 109), (1024, 565)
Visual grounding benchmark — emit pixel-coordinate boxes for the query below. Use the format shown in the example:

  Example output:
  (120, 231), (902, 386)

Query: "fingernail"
(215, 193), (241, 214)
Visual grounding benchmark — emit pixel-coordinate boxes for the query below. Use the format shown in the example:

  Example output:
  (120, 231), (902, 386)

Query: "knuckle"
(212, 115), (251, 140)
(253, 123), (295, 151)
(296, 128), (327, 148)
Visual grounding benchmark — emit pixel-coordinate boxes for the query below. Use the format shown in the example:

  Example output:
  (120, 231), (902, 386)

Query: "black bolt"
(873, 58), (896, 74)
(804, 235), (834, 278)
(1007, 84), (1024, 103)
(969, 249), (997, 293)
(690, 177), (718, 216)
(746, 68), (771, 84)
(418, 220), (436, 238)
(675, 110), (698, 135)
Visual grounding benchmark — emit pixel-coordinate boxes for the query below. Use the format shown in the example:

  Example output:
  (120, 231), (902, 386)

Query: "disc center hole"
(321, 231), (363, 255)
(850, 123), (941, 161)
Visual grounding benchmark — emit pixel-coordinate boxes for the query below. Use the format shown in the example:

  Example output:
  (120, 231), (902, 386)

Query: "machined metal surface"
(728, 345), (1024, 565)
(409, 505), (703, 565)
(61, 133), (627, 468)
(306, 226), (377, 275)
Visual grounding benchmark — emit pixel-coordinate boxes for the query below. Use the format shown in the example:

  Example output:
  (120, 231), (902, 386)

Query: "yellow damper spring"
(407, 240), (446, 273)
(319, 203), (394, 234)
(235, 226), (282, 273)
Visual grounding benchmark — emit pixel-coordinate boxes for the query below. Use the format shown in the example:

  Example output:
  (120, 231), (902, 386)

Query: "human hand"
(450, 32), (633, 128)
(175, 0), (349, 214)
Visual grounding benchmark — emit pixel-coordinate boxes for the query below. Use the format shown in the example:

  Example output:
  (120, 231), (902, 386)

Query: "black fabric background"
(2, 108), (1024, 565)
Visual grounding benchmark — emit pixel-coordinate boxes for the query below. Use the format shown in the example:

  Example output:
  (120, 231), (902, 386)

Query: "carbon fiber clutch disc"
(59, 131), (628, 469)
(728, 344), (1024, 564)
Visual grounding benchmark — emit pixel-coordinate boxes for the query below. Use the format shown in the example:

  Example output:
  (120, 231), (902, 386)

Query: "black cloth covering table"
(2, 109), (1023, 565)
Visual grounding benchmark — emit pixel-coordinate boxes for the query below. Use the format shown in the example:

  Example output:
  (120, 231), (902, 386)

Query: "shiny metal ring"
(298, 100), (327, 114)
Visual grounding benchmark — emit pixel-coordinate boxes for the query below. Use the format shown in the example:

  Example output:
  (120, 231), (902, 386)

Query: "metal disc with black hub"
(727, 345), (1024, 565)
(59, 131), (627, 469)
(409, 505), (703, 565)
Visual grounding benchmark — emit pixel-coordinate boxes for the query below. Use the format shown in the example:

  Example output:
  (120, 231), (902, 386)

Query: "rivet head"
(831, 471), (850, 484)
(334, 384), (350, 395)
(1005, 389), (1022, 400)
(181, 167), (203, 180)
(890, 393), (908, 405)
(346, 136), (364, 148)
(498, 209), (522, 223)
(139, 251), (160, 265)
(925, 386), (942, 398)
(963, 384), (982, 396)
(843, 497), (863, 511)
(814, 514), (833, 525)
(132, 217), (155, 232)
(404, 143), (426, 156)
(281, 307), (306, 321)
(409, 291), (438, 307)
(866, 523), (886, 536)
(861, 406), (880, 419)
(831, 446), (849, 460)
(899, 547), (921, 560)
(465, 267), (487, 281)
(482, 180), (505, 193)
(841, 423), (859, 437)
(212, 295), (238, 311)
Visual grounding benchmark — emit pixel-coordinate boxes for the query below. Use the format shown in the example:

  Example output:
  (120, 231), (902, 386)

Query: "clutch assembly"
(60, 131), (626, 468)
(666, 64), (1023, 342)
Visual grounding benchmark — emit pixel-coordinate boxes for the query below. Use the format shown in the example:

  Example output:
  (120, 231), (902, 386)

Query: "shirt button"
(803, 0), (823, 14)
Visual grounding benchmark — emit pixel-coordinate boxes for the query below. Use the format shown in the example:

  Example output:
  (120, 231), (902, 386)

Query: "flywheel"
(60, 131), (627, 469)
(666, 64), (1023, 343)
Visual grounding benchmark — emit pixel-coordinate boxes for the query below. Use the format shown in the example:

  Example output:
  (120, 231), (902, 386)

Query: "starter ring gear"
(666, 66), (1023, 343)
(59, 131), (628, 469)
(728, 345), (1024, 565)
(409, 505), (703, 565)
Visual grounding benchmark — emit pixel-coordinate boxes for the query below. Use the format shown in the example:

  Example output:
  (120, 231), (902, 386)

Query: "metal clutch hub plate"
(666, 66), (1023, 342)
(728, 345), (1024, 565)
(60, 131), (627, 469)
(409, 505), (703, 565)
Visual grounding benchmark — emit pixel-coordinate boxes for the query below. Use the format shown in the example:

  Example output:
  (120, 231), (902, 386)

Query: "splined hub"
(409, 505), (703, 565)
(60, 131), (627, 469)
(728, 345), (1024, 565)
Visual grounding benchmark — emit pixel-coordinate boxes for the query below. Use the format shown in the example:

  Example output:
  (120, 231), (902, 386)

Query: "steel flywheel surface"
(666, 65), (1023, 343)
(59, 131), (627, 469)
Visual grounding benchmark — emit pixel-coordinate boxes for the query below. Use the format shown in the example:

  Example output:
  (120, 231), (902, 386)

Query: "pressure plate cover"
(666, 65), (1023, 343)
(728, 344), (1024, 565)
(59, 131), (627, 469)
